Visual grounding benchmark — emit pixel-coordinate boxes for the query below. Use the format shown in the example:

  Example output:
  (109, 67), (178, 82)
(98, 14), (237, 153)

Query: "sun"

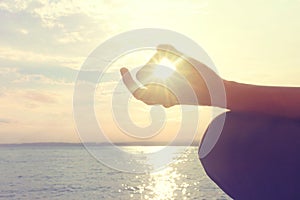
(152, 58), (176, 80)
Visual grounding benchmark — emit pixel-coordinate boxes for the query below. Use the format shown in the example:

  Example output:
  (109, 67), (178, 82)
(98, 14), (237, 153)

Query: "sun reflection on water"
(146, 167), (181, 200)
(101, 146), (229, 199)
(119, 146), (197, 200)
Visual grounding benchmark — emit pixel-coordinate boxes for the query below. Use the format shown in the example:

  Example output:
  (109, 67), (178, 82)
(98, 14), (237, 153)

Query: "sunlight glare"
(153, 58), (176, 80)
(148, 166), (180, 200)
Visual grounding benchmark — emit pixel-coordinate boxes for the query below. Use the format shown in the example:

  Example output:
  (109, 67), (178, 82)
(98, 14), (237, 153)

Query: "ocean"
(0, 145), (231, 200)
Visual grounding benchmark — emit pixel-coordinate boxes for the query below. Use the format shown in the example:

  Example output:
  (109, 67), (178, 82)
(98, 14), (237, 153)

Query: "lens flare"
(153, 58), (176, 79)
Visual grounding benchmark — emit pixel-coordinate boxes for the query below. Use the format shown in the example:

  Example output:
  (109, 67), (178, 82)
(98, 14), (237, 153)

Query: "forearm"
(224, 80), (300, 119)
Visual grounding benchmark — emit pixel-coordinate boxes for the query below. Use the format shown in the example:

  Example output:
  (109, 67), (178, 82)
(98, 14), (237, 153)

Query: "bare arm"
(224, 81), (300, 119)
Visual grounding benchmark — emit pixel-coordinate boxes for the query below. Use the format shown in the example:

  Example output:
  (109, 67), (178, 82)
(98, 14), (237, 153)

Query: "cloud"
(0, 88), (59, 105)
(0, 0), (114, 58)
(12, 74), (73, 86)
(0, 65), (76, 89)
(0, 46), (83, 69)
(23, 90), (56, 103)
(0, 0), (209, 56)
(0, 57), (121, 92)
(0, 118), (12, 124)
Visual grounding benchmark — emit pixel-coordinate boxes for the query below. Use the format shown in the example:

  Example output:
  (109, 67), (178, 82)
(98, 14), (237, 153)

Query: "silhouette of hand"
(120, 44), (223, 107)
(120, 67), (178, 108)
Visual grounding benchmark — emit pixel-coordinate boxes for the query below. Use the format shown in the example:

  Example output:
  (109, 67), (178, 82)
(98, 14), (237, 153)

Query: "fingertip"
(120, 67), (128, 76)
(164, 105), (171, 108)
(157, 44), (171, 50)
(157, 44), (176, 52)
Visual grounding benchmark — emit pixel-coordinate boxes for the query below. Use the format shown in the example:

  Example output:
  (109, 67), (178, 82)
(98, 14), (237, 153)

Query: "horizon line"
(0, 142), (200, 146)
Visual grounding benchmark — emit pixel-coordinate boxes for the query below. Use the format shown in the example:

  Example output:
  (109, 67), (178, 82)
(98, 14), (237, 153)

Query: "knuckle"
(133, 90), (142, 100)
(163, 103), (172, 108)
(145, 101), (154, 105)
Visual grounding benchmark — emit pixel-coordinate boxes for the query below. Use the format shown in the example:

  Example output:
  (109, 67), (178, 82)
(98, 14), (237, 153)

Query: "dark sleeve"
(199, 112), (300, 200)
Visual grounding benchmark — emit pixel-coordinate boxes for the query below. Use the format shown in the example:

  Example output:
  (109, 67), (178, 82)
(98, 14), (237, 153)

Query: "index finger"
(145, 45), (182, 65)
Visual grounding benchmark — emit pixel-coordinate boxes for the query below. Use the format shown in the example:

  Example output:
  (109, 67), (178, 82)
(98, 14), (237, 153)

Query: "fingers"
(157, 44), (183, 59)
(119, 72), (177, 108)
(157, 44), (180, 54)
(136, 44), (183, 82)
(145, 44), (182, 65)
(120, 67), (140, 94)
(120, 45), (183, 108)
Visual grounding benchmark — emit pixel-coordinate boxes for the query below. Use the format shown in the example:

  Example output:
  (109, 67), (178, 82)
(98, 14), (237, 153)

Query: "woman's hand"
(120, 44), (224, 108)
(120, 68), (178, 108)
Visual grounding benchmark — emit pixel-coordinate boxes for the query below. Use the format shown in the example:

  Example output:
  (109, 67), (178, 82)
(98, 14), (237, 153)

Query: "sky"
(0, 0), (300, 144)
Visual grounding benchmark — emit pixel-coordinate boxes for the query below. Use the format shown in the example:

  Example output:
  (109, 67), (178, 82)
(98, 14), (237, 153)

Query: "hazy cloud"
(23, 90), (57, 103)
(0, 118), (12, 124)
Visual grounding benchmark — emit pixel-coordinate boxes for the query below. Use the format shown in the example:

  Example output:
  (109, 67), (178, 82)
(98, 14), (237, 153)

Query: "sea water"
(0, 145), (231, 200)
